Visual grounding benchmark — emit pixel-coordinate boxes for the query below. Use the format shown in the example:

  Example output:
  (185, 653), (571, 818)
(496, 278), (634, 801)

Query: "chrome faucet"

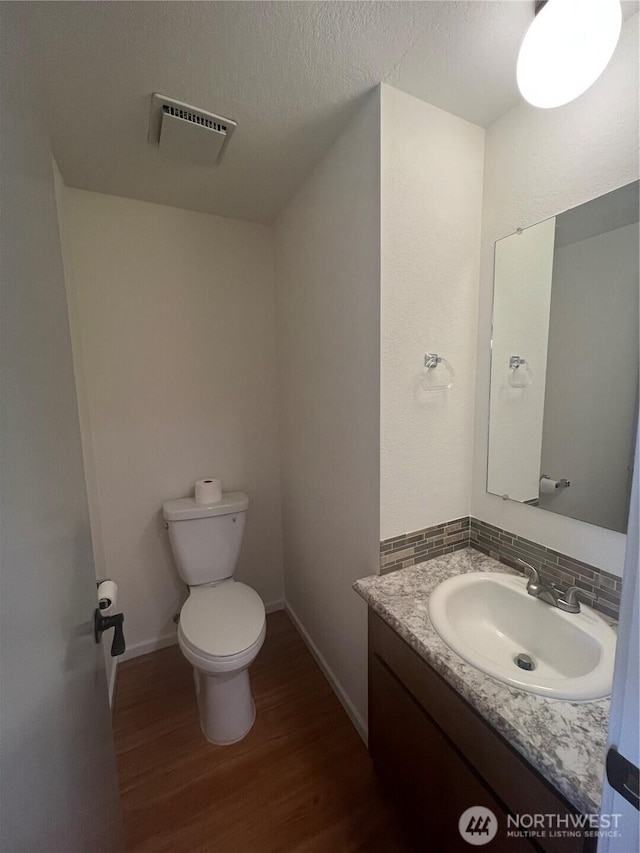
(517, 559), (595, 614)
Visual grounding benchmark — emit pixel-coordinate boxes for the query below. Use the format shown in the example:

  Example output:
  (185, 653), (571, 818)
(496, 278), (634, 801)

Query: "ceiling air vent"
(148, 93), (237, 166)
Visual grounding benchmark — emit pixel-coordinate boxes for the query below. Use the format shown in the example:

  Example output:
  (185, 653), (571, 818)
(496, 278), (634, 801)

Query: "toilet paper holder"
(94, 578), (125, 656)
(97, 578), (117, 612)
(540, 475), (571, 489)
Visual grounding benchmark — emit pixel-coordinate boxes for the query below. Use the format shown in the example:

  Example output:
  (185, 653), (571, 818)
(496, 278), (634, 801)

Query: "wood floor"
(113, 611), (416, 853)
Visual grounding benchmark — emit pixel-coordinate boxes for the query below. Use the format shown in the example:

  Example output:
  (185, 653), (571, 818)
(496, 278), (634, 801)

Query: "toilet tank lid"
(163, 491), (248, 521)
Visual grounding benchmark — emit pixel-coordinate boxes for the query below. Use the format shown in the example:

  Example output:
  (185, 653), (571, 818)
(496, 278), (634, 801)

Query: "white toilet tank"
(163, 491), (248, 586)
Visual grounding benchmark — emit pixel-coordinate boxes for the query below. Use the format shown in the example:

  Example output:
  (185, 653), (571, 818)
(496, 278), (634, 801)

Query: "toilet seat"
(179, 622), (266, 674)
(178, 580), (266, 674)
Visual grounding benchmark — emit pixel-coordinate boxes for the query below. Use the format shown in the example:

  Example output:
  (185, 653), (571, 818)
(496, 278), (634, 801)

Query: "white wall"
(488, 217), (555, 502)
(472, 12), (639, 576)
(540, 223), (639, 532)
(275, 89), (381, 735)
(380, 85), (485, 540)
(60, 189), (284, 656)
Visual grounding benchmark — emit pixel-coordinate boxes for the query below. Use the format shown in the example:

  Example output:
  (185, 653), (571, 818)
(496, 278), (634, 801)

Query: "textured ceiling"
(12, 1), (639, 223)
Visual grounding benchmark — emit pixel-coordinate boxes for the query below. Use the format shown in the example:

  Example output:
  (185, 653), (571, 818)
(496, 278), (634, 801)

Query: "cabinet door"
(370, 654), (536, 852)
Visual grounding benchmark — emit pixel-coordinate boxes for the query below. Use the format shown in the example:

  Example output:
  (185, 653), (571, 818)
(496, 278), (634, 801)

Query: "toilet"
(162, 491), (265, 745)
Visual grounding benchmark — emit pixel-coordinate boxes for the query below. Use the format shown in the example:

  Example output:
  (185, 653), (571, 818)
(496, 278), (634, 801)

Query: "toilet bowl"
(163, 491), (266, 745)
(177, 579), (266, 744)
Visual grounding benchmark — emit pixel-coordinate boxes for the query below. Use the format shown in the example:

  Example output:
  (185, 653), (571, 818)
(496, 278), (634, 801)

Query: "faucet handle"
(517, 559), (540, 585)
(563, 586), (596, 608)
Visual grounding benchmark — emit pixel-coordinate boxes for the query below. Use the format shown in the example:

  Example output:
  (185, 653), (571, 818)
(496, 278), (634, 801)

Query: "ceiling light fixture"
(517, 0), (622, 109)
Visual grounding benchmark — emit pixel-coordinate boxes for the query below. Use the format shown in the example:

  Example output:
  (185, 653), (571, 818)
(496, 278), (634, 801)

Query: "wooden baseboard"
(284, 600), (368, 745)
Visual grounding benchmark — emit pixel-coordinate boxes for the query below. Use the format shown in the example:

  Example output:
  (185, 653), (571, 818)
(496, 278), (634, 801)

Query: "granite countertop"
(354, 548), (612, 815)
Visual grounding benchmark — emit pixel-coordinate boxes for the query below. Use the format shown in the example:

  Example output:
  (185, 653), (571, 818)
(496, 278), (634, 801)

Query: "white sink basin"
(427, 572), (616, 701)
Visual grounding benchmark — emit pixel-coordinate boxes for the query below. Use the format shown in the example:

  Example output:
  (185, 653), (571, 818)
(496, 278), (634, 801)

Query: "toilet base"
(202, 702), (256, 746)
(193, 666), (257, 745)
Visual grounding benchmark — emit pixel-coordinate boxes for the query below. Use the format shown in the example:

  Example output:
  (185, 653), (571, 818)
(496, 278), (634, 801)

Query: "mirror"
(487, 181), (639, 533)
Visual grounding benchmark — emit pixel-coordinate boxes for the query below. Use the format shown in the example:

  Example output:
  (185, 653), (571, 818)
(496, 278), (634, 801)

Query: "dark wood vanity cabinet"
(368, 611), (596, 853)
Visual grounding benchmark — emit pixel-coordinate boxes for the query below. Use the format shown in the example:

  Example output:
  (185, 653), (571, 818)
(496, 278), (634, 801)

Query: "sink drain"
(514, 653), (536, 671)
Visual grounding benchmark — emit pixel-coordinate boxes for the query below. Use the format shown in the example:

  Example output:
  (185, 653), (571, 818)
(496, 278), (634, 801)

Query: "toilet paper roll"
(195, 478), (222, 504)
(97, 580), (118, 615)
(539, 477), (559, 494)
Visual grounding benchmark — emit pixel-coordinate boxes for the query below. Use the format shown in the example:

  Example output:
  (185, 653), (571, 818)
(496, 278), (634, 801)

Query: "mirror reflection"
(487, 181), (639, 533)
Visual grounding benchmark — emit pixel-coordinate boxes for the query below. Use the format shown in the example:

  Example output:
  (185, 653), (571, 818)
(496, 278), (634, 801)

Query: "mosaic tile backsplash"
(380, 517), (471, 573)
(380, 516), (621, 620)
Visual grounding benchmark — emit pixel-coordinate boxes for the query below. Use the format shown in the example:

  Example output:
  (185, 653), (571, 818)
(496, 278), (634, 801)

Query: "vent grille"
(162, 104), (228, 134)
(148, 94), (237, 165)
